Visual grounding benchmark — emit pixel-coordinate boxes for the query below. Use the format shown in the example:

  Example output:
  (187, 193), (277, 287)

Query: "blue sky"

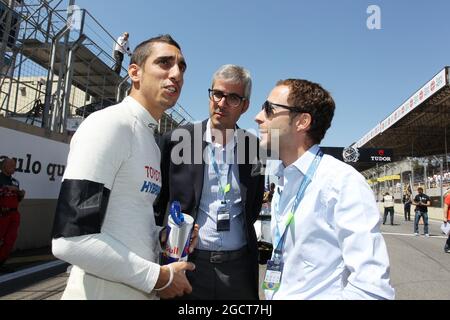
(76, 0), (450, 147)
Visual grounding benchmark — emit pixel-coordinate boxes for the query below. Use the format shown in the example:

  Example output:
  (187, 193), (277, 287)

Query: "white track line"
(382, 232), (447, 239)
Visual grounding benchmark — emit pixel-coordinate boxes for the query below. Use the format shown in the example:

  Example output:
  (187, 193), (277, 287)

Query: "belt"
(194, 247), (248, 264)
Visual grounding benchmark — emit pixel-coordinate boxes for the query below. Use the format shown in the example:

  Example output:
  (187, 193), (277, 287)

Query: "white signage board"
(0, 127), (69, 199)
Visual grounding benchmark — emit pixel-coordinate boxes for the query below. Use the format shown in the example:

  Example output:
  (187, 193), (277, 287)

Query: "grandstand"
(354, 67), (450, 216)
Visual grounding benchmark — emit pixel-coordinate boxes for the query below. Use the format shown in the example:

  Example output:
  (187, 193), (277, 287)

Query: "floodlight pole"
(423, 159), (428, 192)
(446, 126), (449, 173)
(400, 166), (404, 199)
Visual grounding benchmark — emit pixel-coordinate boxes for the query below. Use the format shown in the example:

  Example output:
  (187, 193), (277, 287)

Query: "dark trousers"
(404, 203), (411, 221)
(183, 248), (258, 300)
(383, 207), (394, 225)
(113, 51), (124, 75)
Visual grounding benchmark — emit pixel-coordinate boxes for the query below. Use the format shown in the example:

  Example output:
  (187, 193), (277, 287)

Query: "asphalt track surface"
(1, 212), (450, 300)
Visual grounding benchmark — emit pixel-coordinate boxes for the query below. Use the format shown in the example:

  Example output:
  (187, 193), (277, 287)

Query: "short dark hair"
(277, 79), (335, 144)
(130, 34), (181, 68)
(418, 187), (424, 193)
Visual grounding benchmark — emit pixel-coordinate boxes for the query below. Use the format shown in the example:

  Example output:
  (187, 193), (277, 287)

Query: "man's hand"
(156, 261), (195, 299)
(189, 224), (199, 254)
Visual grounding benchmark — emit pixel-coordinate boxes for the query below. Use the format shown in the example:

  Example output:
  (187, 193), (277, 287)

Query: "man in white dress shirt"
(255, 79), (395, 300)
(113, 32), (132, 75)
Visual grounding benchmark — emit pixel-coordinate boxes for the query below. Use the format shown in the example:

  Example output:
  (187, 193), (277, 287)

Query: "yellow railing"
(368, 175), (401, 184)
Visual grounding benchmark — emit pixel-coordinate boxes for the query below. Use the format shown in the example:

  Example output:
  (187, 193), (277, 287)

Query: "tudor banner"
(321, 147), (393, 163)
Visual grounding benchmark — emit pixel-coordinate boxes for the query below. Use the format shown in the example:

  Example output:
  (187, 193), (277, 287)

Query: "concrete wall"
(0, 76), (90, 117)
(15, 199), (57, 250)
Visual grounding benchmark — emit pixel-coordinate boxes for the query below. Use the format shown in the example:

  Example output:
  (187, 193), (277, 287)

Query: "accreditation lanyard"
(209, 145), (232, 202)
(273, 149), (324, 258)
(263, 149), (323, 299)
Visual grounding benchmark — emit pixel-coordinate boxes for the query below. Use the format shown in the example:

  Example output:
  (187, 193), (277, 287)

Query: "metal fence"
(0, 0), (193, 134)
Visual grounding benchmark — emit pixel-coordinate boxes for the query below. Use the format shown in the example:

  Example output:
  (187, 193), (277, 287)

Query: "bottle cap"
(170, 201), (184, 225)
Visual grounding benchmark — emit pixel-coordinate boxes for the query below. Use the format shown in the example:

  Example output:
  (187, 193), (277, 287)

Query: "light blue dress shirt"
(196, 120), (247, 251)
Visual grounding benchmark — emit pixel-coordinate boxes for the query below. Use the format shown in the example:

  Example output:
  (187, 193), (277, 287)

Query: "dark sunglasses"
(262, 100), (308, 117)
